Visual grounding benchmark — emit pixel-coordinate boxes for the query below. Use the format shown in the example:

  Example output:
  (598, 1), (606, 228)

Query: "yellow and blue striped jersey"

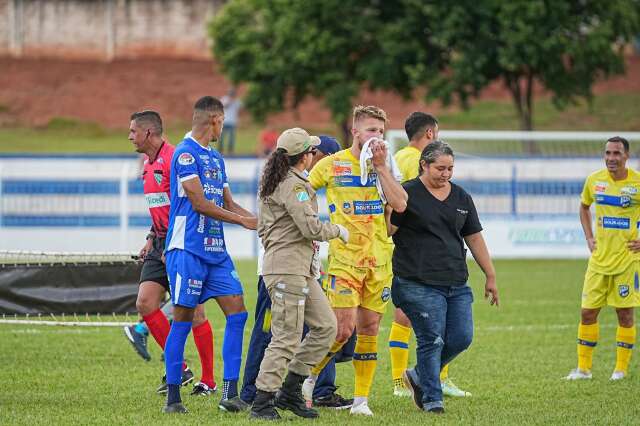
(309, 149), (391, 268)
(394, 145), (421, 183)
(581, 168), (640, 274)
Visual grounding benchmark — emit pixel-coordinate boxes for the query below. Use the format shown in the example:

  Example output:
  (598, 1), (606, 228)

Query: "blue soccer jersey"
(166, 136), (229, 263)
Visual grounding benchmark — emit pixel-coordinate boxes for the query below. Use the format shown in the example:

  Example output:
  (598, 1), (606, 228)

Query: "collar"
(290, 167), (309, 182)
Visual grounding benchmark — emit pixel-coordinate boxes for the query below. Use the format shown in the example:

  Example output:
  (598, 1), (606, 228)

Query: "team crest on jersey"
(333, 161), (352, 176)
(342, 202), (353, 214)
(594, 181), (608, 193)
(619, 284), (630, 298)
(381, 286), (391, 302)
(178, 152), (195, 165)
(154, 173), (162, 185)
(157, 157), (164, 164)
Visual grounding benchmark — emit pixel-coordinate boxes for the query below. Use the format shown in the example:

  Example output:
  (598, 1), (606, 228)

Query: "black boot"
(275, 372), (319, 418)
(250, 390), (281, 421)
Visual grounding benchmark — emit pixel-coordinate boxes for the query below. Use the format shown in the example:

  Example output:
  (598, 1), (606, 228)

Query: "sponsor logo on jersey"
(204, 237), (225, 252)
(456, 208), (468, 215)
(154, 173), (163, 185)
(621, 186), (638, 195)
(353, 200), (384, 215)
(333, 161), (352, 176)
(594, 181), (608, 193)
(144, 192), (170, 208)
(619, 284), (630, 298)
(197, 214), (205, 233)
(203, 183), (224, 196)
(601, 216), (630, 229)
(381, 286), (391, 302)
(204, 168), (220, 180)
(178, 152), (195, 165)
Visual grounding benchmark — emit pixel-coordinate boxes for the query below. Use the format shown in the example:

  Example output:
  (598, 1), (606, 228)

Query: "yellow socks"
(388, 321), (411, 383)
(440, 364), (449, 382)
(615, 325), (636, 374)
(311, 340), (345, 377)
(577, 322), (599, 371)
(354, 334), (378, 397)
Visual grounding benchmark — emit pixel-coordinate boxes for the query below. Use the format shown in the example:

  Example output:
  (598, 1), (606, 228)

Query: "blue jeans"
(391, 277), (473, 410)
(219, 125), (236, 154)
(240, 276), (347, 403)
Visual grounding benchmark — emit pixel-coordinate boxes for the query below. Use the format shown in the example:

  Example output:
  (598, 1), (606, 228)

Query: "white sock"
(353, 396), (368, 406)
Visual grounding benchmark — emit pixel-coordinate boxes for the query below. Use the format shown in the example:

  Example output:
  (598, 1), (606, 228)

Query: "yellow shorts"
(325, 258), (392, 314)
(582, 262), (640, 309)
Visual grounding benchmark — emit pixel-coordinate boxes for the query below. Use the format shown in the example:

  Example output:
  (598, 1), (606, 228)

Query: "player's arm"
(223, 186), (255, 218)
(579, 203), (595, 252)
(385, 205), (398, 236)
(371, 140), (407, 212)
(181, 176), (257, 230)
(464, 232), (499, 307)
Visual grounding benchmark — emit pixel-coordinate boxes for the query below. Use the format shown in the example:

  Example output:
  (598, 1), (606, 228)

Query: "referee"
(388, 141), (498, 414)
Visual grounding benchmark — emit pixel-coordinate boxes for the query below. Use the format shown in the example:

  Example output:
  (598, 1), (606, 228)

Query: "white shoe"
(441, 378), (471, 397)
(302, 376), (316, 407)
(350, 400), (373, 416)
(610, 371), (626, 381)
(393, 385), (412, 397)
(564, 368), (592, 380)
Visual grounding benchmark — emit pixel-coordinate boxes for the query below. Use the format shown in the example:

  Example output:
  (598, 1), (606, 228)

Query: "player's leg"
(240, 276), (273, 404)
(609, 264), (638, 380)
(389, 307), (412, 396)
(190, 304), (216, 395)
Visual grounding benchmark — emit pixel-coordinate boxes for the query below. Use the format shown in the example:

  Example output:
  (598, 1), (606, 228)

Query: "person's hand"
(161, 253), (166, 264)
(370, 139), (388, 171)
(138, 239), (153, 263)
(627, 239), (640, 252)
(484, 277), (499, 307)
(241, 216), (258, 230)
(587, 237), (597, 253)
(336, 224), (350, 244)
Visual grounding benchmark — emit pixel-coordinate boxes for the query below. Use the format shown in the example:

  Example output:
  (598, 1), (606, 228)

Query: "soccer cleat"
(427, 406), (445, 414)
(564, 368), (592, 380)
(441, 378), (472, 397)
(393, 378), (412, 397)
(162, 402), (188, 414)
(218, 396), (250, 412)
(349, 400), (373, 416)
(156, 368), (195, 394)
(610, 371), (626, 381)
(313, 392), (353, 409)
(123, 325), (151, 361)
(190, 382), (217, 396)
(403, 368), (424, 410)
(301, 376), (316, 407)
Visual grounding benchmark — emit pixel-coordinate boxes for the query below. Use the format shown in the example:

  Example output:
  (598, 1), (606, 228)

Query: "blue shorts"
(165, 249), (243, 308)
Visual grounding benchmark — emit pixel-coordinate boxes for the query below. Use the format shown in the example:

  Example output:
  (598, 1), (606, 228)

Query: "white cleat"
(441, 378), (471, 397)
(610, 371), (626, 381)
(302, 376), (316, 408)
(350, 400), (373, 416)
(564, 368), (592, 380)
(393, 385), (412, 397)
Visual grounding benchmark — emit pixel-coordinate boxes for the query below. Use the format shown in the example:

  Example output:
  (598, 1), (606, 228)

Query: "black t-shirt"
(391, 178), (482, 286)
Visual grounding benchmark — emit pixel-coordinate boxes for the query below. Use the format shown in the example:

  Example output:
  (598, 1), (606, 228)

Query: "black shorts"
(139, 237), (170, 291)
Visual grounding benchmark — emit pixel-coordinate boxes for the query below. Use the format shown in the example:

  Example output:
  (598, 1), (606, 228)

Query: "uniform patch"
(339, 288), (352, 295)
(594, 181), (608, 193)
(353, 200), (384, 215)
(381, 286), (391, 302)
(621, 186), (638, 195)
(602, 216), (630, 229)
(154, 173), (163, 185)
(178, 152), (195, 165)
(342, 202), (353, 214)
(297, 191), (310, 202)
(333, 161), (352, 176)
(619, 284), (630, 298)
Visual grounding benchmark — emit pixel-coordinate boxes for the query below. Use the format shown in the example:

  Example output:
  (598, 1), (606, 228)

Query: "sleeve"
(173, 148), (199, 182)
(580, 175), (593, 206)
(390, 182), (410, 227)
(220, 156), (229, 188)
(308, 156), (330, 190)
(460, 192), (483, 236)
(282, 181), (340, 241)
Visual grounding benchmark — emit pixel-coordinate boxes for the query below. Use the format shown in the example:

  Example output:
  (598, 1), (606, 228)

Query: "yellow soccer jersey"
(394, 145), (421, 183)
(309, 148), (391, 268)
(581, 168), (640, 274)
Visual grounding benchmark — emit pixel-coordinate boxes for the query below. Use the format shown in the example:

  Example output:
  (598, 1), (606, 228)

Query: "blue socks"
(164, 320), (192, 403)
(222, 311), (248, 399)
(135, 321), (149, 335)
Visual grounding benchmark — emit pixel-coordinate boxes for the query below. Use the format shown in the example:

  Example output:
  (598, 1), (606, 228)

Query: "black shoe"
(275, 372), (319, 418)
(190, 381), (217, 396)
(250, 390), (281, 421)
(162, 402), (188, 413)
(313, 392), (353, 409)
(219, 396), (250, 412)
(427, 406), (445, 414)
(403, 368), (424, 410)
(157, 368), (195, 394)
(123, 325), (151, 361)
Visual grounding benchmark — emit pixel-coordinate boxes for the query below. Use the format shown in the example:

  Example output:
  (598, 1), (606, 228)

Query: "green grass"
(0, 258), (634, 425)
(0, 93), (638, 155)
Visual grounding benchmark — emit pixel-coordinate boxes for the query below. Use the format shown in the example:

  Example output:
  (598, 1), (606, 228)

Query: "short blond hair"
(352, 105), (387, 127)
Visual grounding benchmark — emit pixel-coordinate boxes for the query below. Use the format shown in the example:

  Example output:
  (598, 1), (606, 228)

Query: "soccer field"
(1, 258), (636, 425)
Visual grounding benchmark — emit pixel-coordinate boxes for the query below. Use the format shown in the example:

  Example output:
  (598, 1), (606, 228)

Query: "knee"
(616, 309), (634, 328)
(192, 307), (207, 327)
(581, 308), (599, 325)
(136, 295), (156, 316)
(335, 322), (354, 343)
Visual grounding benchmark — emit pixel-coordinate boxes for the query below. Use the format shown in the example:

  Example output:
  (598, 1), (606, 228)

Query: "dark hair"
(259, 149), (307, 199)
(194, 96), (224, 114)
(418, 140), (454, 175)
(405, 112), (438, 141)
(607, 136), (630, 153)
(130, 110), (163, 136)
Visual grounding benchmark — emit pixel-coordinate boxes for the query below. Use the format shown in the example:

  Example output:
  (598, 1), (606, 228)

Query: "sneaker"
(441, 378), (471, 397)
(427, 406), (445, 414)
(190, 382), (217, 396)
(156, 368), (195, 394)
(123, 325), (151, 361)
(349, 400), (373, 416)
(313, 392), (353, 409)
(301, 376), (316, 407)
(564, 368), (592, 380)
(393, 378), (412, 397)
(218, 396), (250, 412)
(610, 371), (626, 381)
(403, 368), (424, 410)
(162, 402), (188, 413)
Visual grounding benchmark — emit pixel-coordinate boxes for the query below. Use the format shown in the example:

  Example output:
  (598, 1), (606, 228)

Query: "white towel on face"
(359, 137), (403, 203)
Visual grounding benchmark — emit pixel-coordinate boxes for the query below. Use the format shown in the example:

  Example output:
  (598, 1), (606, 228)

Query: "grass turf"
(0, 258), (635, 425)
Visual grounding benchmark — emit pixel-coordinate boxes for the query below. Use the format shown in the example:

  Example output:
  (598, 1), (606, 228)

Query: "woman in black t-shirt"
(388, 141), (498, 414)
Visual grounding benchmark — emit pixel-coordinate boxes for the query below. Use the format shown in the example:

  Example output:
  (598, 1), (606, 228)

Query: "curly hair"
(259, 149), (306, 199)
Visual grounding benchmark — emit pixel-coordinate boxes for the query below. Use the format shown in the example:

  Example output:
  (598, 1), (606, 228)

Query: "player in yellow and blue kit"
(303, 105), (408, 416)
(566, 136), (640, 381)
